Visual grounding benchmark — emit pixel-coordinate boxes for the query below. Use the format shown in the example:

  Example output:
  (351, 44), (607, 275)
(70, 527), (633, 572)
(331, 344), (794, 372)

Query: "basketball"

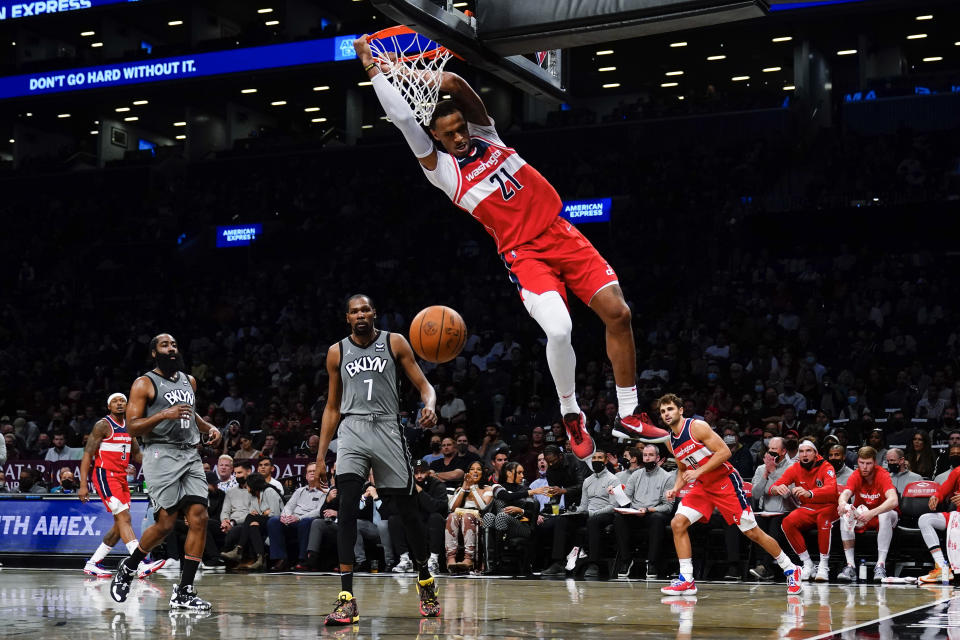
(409, 305), (467, 363)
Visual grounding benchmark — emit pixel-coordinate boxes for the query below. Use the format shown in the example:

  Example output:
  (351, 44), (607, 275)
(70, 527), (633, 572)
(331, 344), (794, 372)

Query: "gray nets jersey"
(143, 370), (200, 446)
(339, 330), (400, 416)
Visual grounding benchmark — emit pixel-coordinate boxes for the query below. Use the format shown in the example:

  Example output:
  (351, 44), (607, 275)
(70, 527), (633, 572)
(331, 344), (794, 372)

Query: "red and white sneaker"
(661, 576), (697, 595)
(562, 412), (596, 462)
(613, 411), (670, 444)
(138, 558), (167, 579)
(786, 565), (804, 595)
(83, 561), (112, 578)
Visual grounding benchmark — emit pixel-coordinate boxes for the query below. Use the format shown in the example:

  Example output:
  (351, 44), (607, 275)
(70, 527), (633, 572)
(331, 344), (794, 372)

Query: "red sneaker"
(562, 412), (596, 461)
(613, 411), (670, 443)
(324, 591), (359, 626)
(786, 565), (803, 595)
(661, 576), (697, 595)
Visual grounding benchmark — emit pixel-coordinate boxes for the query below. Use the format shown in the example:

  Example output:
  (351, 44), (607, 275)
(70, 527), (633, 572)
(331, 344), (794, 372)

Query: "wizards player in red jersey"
(657, 394), (802, 596)
(78, 392), (165, 579)
(355, 36), (668, 461)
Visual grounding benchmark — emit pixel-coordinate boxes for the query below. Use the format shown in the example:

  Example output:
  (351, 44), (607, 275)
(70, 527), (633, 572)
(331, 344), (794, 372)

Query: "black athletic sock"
(418, 564), (431, 581)
(126, 546), (147, 569)
(180, 554), (201, 588)
(341, 571), (354, 594)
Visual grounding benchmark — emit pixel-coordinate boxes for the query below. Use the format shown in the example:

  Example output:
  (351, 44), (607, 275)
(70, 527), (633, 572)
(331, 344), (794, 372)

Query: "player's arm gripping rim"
(78, 419), (110, 503)
(315, 342), (342, 490)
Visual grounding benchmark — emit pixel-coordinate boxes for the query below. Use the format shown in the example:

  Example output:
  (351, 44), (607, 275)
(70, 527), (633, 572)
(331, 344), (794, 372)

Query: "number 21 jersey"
(422, 118), (562, 254)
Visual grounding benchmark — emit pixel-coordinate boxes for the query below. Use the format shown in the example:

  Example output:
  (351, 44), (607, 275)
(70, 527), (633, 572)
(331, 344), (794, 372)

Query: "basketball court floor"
(0, 568), (956, 639)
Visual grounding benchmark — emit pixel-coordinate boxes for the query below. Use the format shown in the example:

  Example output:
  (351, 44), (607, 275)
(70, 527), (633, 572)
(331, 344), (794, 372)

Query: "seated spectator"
(905, 430), (936, 479)
(438, 386), (467, 427)
(830, 428), (858, 469)
(305, 476), (343, 570)
(886, 448), (921, 495)
(510, 434), (538, 481)
(50, 467), (79, 494)
(865, 429), (888, 467)
(916, 460), (960, 583)
(615, 447), (642, 485)
(613, 444), (674, 579)
(827, 445), (854, 487)
(219, 463), (254, 567)
(528, 453), (552, 512)
(481, 461), (543, 573)
(2, 433), (19, 463)
(422, 435), (443, 464)
(0, 429), (6, 467)
(354, 476), (387, 571)
(226, 473), (283, 571)
(749, 437), (791, 580)
(391, 460), (447, 574)
(233, 433), (261, 461)
(772, 441), (838, 582)
(778, 381), (807, 413)
(222, 420), (243, 455)
(260, 433), (281, 458)
(541, 448), (616, 578)
(17, 468), (46, 493)
(723, 427), (755, 480)
(430, 437), (468, 488)
(931, 407), (958, 445)
(486, 448), (509, 484)
(256, 456), (284, 494)
(835, 446), (899, 582)
(215, 454), (238, 491)
(478, 423), (507, 467)
(267, 462), (326, 571)
(44, 432), (80, 462)
(445, 460), (494, 573)
(750, 423), (779, 464)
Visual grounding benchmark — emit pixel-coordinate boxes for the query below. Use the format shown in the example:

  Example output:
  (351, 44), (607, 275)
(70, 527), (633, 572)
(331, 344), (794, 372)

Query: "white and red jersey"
(95, 415), (133, 474)
(669, 418), (736, 484)
(422, 119), (563, 254)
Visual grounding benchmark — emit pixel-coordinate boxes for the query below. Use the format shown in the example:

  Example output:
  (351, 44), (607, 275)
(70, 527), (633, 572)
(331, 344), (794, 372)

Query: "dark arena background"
(1, 0), (960, 638)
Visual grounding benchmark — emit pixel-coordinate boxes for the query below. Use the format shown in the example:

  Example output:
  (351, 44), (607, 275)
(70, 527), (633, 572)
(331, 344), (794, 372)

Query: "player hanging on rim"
(78, 392), (166, 579)
(317, 294), (441, 626)
(353, 34), (668, 461)
(658, 393), (803, 596)
(109, 334), (221, 611)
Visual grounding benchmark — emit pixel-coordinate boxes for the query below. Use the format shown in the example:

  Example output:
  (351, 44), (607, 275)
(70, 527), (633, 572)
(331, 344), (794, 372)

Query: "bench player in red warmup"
(770, 440), (839, 582)
(354, 35), (668, 460)
(658, 394), (802, 596)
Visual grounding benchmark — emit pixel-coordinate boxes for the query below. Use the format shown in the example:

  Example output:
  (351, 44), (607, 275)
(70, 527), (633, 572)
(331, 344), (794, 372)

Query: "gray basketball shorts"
(335, 415), (414, 494)
(141, 444), (208, 513)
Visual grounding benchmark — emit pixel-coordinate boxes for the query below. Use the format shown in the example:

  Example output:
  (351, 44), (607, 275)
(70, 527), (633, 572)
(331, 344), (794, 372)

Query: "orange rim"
(367, 25), (459, 63)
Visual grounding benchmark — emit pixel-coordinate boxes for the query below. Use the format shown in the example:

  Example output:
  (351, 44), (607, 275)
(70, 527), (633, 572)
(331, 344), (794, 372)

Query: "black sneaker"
(617, 559), (634, 579)
(749, 565), (773, 581)
(109, 557), (137, 603)
(540, 561), (567, 576)
(169, 584), (212, 610)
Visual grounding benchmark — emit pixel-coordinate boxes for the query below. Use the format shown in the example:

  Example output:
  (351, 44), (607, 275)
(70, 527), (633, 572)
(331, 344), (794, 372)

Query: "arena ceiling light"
(665, 70), (683, 76)
(133, 100), (149, 105)
(598, 66), (616, 72)
(453, 1), (468, 7)
(91, 42), (103, 48)
(265, 20), (279, 26)
(772, 36), (792, 43)
(304, 107), (320, 112)
(115, 107), (130, 112)
(837, 49), (857, 56)
(89, 130), (98, 135)
(270, 100), (287, 105)
(357, 81), (372, 86)
(596, 50), (614, 55)
(907, 34), (927, 39)
(661, 82), (678, 87)
(123, 116), (138, 122)
(602, 83), (620, 88)
(257, 8), (273, 13)
(241, 88), (257, 94)
(783, 85), (796, 90)
(80, 31), (95, 37)
(707, 55), (726, 61)
(8, 138), (13, 143)
(57, 113), (71, 118)
(762, 67), (781, 72)
(361, 124), (373, 129)
(173, 121), (186, 126)
(311, 117), (327, 122)
(731, 75), (750, 81)
(923, 56), (943, 62)
(669, 42), (687, 48)
(168, 20), (183, 26)
(915, 14), (933, 21)
(313, 85), (330, 91)
(176, 134), (186, 139)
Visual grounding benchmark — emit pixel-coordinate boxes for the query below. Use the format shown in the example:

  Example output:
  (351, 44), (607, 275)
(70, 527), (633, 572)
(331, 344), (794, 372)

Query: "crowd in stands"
(1, 99), (960, 580)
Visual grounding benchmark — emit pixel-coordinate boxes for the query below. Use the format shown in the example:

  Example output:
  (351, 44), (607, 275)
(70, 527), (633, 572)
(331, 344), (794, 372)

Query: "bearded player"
(658, 394), (802, 596)
(79, 392), (166, 579)
(353, 36), (668, 461)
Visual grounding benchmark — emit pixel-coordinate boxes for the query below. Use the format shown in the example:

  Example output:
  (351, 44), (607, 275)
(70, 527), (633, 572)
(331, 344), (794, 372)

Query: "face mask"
(799, 459), (815, 470)
(755, 385), (765, 393)
(430, 441), (441, 453)
(950, 456), (960, 468)
(848, 396), (858, 405)
(829, 459), (843, 471)
(723, 435), (737, 446)
(887, 463), (900, 474)
(644, 461), (657, 471)
(237, 476), (247, 488)
(763, 438), (771, 448)
(591, 461), (606, 474)
(61, 480), (77, 490)
(19, 479), (33, 492)
(944, 418), (957, 427)
(458, 443), (468, 454)
(707, 372), (718, 382)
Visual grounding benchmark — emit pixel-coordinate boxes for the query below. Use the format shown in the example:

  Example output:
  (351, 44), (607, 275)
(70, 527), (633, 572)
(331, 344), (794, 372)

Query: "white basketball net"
(368, 31), (453, 126)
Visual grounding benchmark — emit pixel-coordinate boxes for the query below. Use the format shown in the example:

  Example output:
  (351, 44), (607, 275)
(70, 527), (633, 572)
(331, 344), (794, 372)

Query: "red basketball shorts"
(678, 473), (755, 529)
(501, 216), (618, 307)
(782, 505), (838, 555)
(93, 467), (131, 515)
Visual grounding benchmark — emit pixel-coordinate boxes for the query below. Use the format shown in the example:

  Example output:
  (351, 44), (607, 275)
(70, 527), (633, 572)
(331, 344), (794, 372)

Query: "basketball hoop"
(367, 26), (457, 126)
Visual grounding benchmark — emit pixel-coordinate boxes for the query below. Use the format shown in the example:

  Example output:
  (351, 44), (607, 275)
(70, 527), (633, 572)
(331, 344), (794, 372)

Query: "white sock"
(616, 386), (638, 418)
(844, 548), (855, 566)
(774, 552), (793, 572)
(526, 290), (579, 417)
(931, 548), (946, 567)
(89, 542), (113, 564)
(818, 555), (830, 570)
(798, 551), (811, 563)
(430, 553), (438, 560)
(877, 525), (893, 565)
(679, 558), (693, 580)
(126, 539), (139, 555)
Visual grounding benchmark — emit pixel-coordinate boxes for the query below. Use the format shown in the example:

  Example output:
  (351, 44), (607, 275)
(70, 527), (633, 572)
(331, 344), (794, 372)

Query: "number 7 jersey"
(338, 330), (401, 417)
(422, 118), (563, 254)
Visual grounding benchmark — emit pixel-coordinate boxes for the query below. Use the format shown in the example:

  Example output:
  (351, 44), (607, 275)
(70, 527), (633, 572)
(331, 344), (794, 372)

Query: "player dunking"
(79, 392), (166, 579)
(317, 294), (441, 626)
(354, 36), (668, 460)
(109, 333), (221, 610)
(657, 394), (802, 596)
